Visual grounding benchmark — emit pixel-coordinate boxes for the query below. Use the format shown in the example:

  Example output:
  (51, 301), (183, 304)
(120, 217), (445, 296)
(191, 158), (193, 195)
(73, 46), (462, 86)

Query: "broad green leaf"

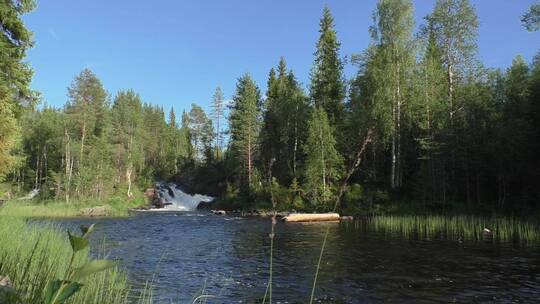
(43, 280), (62, 304)
(68, 231), (88, 252)
(72, 259), (116, 280)
(79, 224), (95, 238)
(54, 281), (83, 303)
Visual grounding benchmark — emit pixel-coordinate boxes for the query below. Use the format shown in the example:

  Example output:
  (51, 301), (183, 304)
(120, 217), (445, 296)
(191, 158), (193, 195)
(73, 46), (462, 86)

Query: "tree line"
(2, 0), (540, 214)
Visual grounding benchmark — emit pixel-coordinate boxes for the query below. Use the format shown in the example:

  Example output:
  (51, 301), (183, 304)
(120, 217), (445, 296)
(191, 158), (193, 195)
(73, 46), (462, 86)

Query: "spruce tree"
(261, 58), (309, 184)
(310, 7), (345, 129)
(304, 106), (342, 206)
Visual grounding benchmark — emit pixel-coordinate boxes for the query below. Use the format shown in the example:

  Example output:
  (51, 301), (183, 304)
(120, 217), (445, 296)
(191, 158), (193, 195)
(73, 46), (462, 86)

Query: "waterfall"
(156, 182), (214, 211)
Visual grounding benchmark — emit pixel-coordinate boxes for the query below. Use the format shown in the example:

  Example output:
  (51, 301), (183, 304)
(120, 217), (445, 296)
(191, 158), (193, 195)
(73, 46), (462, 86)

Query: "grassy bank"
(359, 215), (540, 243)
(0, 217), (151, 303)
(0, 197), (145, 218)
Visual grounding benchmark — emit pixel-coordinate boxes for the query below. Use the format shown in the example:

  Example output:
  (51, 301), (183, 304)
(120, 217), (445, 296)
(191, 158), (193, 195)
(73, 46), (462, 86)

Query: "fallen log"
(283, 213), (340, 223)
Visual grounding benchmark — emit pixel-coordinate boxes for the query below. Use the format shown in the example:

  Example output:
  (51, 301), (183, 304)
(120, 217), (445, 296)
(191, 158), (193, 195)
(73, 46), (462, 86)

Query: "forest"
(2, 0), (540, 217)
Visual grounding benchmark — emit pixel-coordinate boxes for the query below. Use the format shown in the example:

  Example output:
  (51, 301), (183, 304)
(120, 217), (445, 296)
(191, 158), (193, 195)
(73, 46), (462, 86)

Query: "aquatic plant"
(361, 215), (540, 243)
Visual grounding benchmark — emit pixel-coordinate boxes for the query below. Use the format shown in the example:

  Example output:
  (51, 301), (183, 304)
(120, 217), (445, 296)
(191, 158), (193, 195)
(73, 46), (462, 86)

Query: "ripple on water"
(42, 212), (540, 303)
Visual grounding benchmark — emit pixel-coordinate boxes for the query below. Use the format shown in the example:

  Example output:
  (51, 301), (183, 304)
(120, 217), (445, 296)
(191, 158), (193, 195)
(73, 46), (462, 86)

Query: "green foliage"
(0, 0), (36, 180)
(364, 215), (540, 243)
(187, 104), (214, 163)
(522, 2), (540, 31)
(0, 217), (136, 304)
(229, 74), (262, 189)
(303, 107), (342, 206)
(261, 58), (309, 185)
(310, 7), (345, 128)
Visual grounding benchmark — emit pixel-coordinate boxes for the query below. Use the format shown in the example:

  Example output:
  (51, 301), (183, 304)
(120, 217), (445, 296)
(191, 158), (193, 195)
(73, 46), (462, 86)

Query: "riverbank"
(0, 217), (151, 303)
(0, 197), (145, 218)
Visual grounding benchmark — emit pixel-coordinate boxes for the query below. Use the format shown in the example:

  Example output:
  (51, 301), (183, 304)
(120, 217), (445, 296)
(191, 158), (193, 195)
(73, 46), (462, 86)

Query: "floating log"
(283, 213), (340, 222)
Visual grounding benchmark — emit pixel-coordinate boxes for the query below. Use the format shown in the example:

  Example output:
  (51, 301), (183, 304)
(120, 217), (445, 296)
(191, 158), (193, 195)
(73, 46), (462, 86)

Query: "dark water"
(52, 212), (540, 303)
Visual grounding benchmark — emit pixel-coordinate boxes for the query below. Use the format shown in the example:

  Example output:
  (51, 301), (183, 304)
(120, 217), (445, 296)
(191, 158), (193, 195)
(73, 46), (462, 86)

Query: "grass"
(0, 196), (145, 218)
(360, 215), (540, 243)
(0, 216), (147, 303)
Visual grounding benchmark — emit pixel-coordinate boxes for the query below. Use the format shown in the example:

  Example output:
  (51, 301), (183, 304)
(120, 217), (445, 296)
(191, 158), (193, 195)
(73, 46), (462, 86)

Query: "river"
(47, 211), (540, 303)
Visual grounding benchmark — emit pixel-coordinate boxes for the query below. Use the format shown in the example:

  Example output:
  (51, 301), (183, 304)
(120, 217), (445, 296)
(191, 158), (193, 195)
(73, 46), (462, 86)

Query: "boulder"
(79, 205), (112, 217)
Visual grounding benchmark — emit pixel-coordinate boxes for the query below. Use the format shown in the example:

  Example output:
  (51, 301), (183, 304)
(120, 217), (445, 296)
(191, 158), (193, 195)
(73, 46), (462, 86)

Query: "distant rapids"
(153, 182), (214, 211)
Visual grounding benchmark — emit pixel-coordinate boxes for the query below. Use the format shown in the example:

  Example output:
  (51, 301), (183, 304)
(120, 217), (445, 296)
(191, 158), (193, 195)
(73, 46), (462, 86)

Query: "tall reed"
(363, 215), (540, 243)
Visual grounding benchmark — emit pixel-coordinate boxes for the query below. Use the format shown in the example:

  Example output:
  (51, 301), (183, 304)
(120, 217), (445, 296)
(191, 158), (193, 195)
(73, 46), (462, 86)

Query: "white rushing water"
(155, 182), (214, 211)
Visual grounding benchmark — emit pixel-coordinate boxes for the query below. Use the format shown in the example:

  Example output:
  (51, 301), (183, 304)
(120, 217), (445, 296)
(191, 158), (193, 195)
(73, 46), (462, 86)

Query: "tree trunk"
(293, 103), (299, 177)
(64, 128), (72, 203)
(335, 129), (373, 208)
(247, 133), (252, 186)
(319, 119), (326, 203)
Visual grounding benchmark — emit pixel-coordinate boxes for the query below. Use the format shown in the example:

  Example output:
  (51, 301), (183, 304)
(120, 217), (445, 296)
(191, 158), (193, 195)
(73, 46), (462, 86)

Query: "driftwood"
(283, 213), (340, 222)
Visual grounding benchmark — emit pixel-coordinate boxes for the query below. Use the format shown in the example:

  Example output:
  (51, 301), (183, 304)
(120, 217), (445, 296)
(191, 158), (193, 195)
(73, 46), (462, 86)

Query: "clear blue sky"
(24, 0), (540, 115)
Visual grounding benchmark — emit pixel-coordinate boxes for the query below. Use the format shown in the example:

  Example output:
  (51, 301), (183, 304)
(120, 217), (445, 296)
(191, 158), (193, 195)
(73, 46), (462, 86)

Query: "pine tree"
(304, 107), (342, 206)
(188, 104), (214, 164)
(229, 74), (262, 187)
(211, 87), (225, 160)
(65, 69), (109, 197)
(310, 7), (345, 129)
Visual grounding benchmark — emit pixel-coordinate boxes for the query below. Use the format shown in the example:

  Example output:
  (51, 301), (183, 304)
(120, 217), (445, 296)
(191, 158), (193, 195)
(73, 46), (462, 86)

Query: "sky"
(23, 0), (540, 115)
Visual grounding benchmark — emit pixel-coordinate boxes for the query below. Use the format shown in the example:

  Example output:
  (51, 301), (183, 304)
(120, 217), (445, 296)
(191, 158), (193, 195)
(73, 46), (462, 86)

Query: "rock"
(0, 275), (18, 302)
(340, 216), (354, 221)
(79, 205), (112, 217)
(144, 188), (155, 201)
(283, 213), (340, 222)
(211, 210), (227, 215)
(0, 276), (12, 288)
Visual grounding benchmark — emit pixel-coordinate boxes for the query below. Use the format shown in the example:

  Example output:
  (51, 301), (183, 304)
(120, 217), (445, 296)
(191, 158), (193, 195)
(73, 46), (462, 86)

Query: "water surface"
(52, 212), (540, 303)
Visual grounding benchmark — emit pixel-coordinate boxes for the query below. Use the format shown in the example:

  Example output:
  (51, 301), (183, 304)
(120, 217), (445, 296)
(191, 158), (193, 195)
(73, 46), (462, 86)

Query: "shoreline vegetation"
(1, 0), (540, 303)
(0, 217), (152, 304)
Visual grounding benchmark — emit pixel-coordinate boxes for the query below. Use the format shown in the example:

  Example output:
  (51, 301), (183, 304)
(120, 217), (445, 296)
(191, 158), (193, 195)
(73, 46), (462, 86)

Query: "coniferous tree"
(65, 69), (109, 198)
(211, 87), (226, 160)
(261, 58), (309, 184)
(304, 106), (342, 206)
(188, 104), (214, 164)
(412, 24), (449, 204)
(310, 7), (345, 130)
(229, 74), (262, 188)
